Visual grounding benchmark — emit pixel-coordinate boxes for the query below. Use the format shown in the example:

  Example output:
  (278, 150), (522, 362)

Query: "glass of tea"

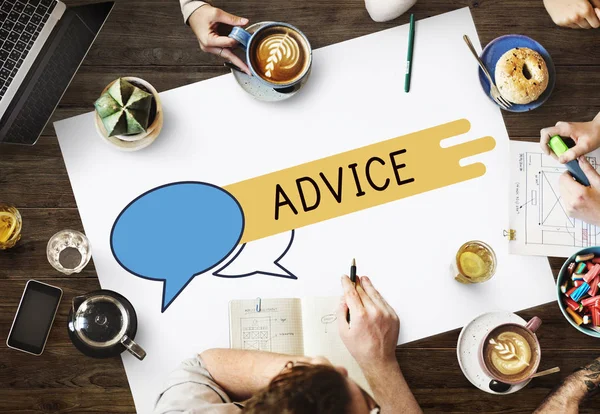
(454, 240), (497, 284)
(0, 203), (22, 249)
(46, 229), (92, 275)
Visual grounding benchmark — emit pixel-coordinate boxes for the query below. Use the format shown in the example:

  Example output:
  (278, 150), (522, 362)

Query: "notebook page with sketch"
(300, 296), (371, 394)
(229, 296), (371, 395)
(509, 141), (600, 257)
(229, 298), (304, 355)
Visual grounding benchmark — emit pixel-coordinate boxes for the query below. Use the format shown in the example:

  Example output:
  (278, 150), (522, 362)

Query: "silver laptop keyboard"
(0, 0), (57, 99)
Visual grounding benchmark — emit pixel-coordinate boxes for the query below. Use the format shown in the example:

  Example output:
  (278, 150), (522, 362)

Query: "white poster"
(55, 8), (555, 413)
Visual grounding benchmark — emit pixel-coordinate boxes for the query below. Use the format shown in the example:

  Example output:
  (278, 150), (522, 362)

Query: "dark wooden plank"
(60, 0), (600, 68)
(0, 210), (97, 278)
(396, 349), (600, 413)
(0, 390), (135, 414)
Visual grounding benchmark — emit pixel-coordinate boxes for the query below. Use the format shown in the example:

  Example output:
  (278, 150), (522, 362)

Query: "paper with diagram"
(54, 8), (556, 413)
(229, 297), (370, 393)
(509, 140), (600, 257)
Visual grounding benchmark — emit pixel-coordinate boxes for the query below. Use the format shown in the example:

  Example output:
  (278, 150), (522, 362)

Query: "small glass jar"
(47, 229), (92, 275)
(0, 203), (22, 250)
(453, 240), (497, 284)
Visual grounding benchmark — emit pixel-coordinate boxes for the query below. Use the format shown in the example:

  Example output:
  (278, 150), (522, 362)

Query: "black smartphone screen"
(7, 281), (62, 355)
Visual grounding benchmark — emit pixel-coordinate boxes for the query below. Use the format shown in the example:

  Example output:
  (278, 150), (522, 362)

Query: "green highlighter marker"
(548, 135), (590, 187)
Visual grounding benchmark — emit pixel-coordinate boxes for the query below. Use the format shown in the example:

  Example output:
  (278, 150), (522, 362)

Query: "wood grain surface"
(1, 0), (599, 412)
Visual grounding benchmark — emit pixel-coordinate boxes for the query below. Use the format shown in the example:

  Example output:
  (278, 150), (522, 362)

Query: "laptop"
(0, 0), (114, 146)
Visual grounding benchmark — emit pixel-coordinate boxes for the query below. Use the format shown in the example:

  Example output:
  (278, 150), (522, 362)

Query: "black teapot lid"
(72, 293), (129, 348)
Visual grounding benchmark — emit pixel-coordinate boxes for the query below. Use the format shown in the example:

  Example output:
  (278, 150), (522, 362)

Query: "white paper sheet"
(509, 140), (600, 257)
(54, 8), (555, 413)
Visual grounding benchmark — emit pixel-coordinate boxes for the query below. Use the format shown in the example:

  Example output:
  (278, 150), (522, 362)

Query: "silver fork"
(463, 35), (512, 110)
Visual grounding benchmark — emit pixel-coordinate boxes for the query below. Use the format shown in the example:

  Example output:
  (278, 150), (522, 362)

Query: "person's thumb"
(578, 156), (600, 187)
(215, 9), (248, 26)
(560, 142), (590, 164)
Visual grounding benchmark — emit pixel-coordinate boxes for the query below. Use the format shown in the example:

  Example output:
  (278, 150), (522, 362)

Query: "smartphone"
(7, 280), (63, 356)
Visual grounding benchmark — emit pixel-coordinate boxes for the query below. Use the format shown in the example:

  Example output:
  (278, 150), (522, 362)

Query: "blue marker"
(548, 135), (590, 187)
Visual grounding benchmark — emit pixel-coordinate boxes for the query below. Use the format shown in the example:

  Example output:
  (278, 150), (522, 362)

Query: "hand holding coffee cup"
(480, 317), (542, 385)
(188, 5), (252, 75)
(228, 22), (312, 91)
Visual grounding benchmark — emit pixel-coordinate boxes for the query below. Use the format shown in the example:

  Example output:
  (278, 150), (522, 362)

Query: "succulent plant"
(94, 78), (153, 137)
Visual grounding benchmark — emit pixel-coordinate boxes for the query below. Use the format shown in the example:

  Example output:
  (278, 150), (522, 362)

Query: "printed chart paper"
(54, 8), (555, 413)
(509, 140), (600, 257)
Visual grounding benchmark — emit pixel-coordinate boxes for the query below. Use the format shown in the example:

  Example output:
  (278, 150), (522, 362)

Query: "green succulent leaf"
(124, 109), (147, 135)
(94, 92), (121, 118)
(96, 77), (154, 136)
(101, 110), (127, 137)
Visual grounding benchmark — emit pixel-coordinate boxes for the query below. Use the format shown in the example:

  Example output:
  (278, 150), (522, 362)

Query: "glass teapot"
(68, 290), (146, 360)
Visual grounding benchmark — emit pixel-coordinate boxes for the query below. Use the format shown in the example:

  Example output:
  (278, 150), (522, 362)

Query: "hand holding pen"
(337, 274), (400, 370)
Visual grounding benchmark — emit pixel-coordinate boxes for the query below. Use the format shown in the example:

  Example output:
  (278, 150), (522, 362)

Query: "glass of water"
(47, 230), (92, 275)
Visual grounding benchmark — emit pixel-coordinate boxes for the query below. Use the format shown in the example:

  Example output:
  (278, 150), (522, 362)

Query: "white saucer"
(457, 311), (531, 395)
(230, 22), (309, 102)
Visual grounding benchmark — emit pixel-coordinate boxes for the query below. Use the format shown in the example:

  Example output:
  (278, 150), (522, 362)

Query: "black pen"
(347, 258), (357, 323)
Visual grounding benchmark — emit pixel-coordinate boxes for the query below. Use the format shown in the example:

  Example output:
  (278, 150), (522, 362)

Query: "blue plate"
(478, 34), (555, 112)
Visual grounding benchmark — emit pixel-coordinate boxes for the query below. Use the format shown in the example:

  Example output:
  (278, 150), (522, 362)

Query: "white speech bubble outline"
(212, 230), (297, 279)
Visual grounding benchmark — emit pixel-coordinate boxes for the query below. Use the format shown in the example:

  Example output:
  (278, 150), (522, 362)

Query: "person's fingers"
(205, 35), (239, 49)
(596, 8), (600, 21)
(560, 142), (591, 164)
(213, 8), (249, 27)
(341, 275), (364, 315)
(578, 156), (600, 187)
(585, 10), (600, 28)
(355, 281), (376, 312)
(540, 122), (573, 157)
(591, 0), (600, 9)
(359, 276), (395, 315)
(359, 276), (383, 305)
(337, 297), (350, 332)
(218, 48), (252, 75)
(567, 23), (582, 29)
(559, 171), (579, 201)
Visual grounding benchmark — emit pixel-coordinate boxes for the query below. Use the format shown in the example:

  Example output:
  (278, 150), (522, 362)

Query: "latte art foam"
(488, 331), (532, 376)
(250, 27), (309, 85)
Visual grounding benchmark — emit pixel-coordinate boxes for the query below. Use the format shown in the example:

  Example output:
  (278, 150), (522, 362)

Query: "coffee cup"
(479, 317), (542, 385)
(228, 22), (312, 90)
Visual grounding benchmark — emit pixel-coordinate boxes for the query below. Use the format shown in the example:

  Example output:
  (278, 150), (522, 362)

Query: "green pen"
(404, 14), (415, 93)
(548, 135), (590, 187)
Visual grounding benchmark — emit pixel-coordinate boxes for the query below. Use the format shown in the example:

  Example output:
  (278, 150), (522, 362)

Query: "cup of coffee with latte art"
(480, 317), (542, 384)
(229, 22), (312, 90)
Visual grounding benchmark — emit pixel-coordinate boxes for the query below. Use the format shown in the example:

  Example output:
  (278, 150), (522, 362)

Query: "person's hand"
(540, 116), (600, 163)
(543, 0), (600, 28)
(337, 275), (399, 372)
(188, 5), (251, 75)
(559, 157), (600, 225)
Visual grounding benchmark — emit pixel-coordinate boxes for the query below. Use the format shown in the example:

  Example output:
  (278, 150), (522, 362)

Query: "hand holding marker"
(548, 135), (590, 187)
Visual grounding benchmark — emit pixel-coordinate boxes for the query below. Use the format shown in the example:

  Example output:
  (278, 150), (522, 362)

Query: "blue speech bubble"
(111, 182), (244, 312)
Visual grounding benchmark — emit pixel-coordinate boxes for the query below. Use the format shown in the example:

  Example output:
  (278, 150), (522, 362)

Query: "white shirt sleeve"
(180, 0), (208, 24)
(153, 355), (243, 413)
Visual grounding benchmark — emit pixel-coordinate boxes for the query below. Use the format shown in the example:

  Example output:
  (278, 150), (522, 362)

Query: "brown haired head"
(242, 363), (351, 414)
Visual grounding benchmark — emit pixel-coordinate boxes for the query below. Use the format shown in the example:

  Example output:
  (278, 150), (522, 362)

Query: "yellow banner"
(224, 119), (495, 243)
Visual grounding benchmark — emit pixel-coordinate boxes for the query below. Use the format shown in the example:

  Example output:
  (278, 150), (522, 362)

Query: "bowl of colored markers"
(557, 247), (600, 338)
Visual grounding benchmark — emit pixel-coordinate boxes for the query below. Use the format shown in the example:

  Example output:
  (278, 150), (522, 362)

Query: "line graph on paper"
(510, 141), (600, 257)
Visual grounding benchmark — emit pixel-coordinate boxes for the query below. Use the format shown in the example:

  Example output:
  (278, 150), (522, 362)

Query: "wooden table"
(1, 0), (599, 412)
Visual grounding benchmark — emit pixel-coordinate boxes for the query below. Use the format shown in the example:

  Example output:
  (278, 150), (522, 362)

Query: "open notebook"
(229, 296), (371, 394)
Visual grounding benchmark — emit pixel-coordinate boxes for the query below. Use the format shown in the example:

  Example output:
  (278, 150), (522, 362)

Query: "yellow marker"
(224, 119), (495, 244)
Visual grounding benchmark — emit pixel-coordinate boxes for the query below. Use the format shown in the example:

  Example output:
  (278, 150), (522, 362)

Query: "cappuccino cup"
(229, 22), (312, 90)
(479, 317), (542, 385)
